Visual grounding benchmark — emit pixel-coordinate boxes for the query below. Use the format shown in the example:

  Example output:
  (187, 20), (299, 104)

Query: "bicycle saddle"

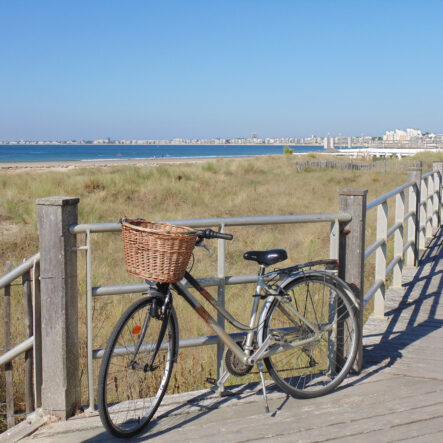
(243, 249), (288, 266)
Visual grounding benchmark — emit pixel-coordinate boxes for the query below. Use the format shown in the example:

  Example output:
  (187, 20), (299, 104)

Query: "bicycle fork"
(129, 294), (172, 372)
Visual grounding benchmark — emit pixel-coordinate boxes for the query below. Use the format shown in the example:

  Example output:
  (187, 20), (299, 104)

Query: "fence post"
(393, 192), (405, 288)
(3, 261), (15, 429)
(22, 268), (34, 414)
(420, 175), (427, 254)
(406, 167), (422, 266)
(433, 161), (443, 228)
(338, 188), (367, 373)
(374, 202), (388, 318)
(36, 196), (80, 419)
(426, 174), (434, 240)
(33, 260), (42, 409)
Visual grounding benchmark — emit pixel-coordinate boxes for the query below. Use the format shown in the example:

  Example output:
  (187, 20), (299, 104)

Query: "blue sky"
(1, 0), (442, 140)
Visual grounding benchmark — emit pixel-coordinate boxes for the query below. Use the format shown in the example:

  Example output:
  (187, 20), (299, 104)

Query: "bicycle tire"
(98, 296), (177, 438)
(262, 273), (358, 398)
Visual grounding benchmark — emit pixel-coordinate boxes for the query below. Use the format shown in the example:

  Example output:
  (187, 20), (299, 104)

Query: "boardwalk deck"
(5, 232), (443, 442)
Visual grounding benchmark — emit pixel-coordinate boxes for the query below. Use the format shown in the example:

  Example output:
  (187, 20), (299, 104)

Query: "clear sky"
(1, 0), (442, 141)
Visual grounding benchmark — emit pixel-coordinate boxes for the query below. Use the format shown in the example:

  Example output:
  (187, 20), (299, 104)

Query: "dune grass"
(0, 152), (441, 419)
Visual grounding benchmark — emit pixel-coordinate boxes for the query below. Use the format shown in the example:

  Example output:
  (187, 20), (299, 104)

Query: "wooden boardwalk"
(6, 232), (443, 442)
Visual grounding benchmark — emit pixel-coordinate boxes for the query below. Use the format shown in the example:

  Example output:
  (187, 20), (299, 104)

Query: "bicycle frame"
(173, 259), (338, 366)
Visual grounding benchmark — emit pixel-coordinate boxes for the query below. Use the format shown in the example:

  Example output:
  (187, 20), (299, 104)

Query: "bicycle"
(98, 227), (359, 438)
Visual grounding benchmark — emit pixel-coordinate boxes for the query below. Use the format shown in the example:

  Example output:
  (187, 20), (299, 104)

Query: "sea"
(0, 144), (324, 163)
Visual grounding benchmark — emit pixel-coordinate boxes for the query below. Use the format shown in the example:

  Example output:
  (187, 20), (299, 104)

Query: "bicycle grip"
(214, 232), (233, 240)
(198, 228), (233, 240)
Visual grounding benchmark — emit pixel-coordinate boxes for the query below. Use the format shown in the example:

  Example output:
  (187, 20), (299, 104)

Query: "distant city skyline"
(3, 127), (442, 147)
(1, 1), (442, 140)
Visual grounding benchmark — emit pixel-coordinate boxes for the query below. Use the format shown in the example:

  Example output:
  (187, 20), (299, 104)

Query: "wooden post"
(33, 260), (42, 408)
(393, 192), (405, 288)
(433, 161), (443, 228)
(425, 174), (434, 240)
(36, 196), (80, 419)
(4, 262), (15, 429)
(22, 268), (34, 414)
(374, 202), (388, 318)
(338, 188), (367, 373)
(406, 167), (422, 266)
(419, 175), (427, 254)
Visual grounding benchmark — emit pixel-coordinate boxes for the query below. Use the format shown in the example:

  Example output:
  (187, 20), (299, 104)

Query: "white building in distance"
(383, 128), (422, 142)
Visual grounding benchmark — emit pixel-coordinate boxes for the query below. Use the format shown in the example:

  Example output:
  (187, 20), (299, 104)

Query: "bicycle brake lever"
(197, 243), (213, 255)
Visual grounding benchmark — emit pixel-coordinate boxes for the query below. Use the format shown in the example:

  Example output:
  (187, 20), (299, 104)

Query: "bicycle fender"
(257, 297), (274, 348)
(144, 292), (180, 363)
(279, 270), (360, 309)
(170, 305), (180, 363)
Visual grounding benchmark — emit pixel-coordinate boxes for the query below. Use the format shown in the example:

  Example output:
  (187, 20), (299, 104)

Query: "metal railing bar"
(421, 171), (433, 179)
(403, 210), (415, 222)
(386, 255), (402, 278)
(92, 273), (267, 297)
(366, 182), (413, 212)
(402, 240), (414, 255)
(70, 213), (352, 234)
(363, 279), (384, 307)
(364, 239), (385, 261)
(424, 216), (433, 226)
(0, 337), (34, 367)
(0, 253), (40, 290)
(387, 222), (403, 240)
(92, 331), (250, 359)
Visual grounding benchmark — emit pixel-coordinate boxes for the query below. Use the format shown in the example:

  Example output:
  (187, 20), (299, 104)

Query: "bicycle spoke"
(263, 274), (357, 398)
(98, 297), (176, 438)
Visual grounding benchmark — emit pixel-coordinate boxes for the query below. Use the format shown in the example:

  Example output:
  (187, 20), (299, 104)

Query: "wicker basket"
(121, 219), (198, 283)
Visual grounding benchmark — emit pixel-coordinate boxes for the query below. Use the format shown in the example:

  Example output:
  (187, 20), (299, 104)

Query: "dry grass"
(0, 152), (442, 415)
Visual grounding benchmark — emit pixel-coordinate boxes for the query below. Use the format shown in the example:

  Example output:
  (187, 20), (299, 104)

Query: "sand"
(0, 157), (212, 174)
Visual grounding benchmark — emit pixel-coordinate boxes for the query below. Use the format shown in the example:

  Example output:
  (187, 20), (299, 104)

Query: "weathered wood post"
(33, 260), (42, 409)
(23, 268), (34, 413)
(406, 167), (422, 266)
(433, 161), (443, 228)
(36, 197), (80, 419)
(3, 261), (15, 429)
(338, 189), (367, 373)
(373, 200), (388, 318)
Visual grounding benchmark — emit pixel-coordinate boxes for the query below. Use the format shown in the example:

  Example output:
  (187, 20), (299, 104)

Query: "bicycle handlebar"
(196, 228), (233, 241)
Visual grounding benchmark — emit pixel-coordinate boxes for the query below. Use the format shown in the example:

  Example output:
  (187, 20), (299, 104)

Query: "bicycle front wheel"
(262, 273), (358, 398)
(98, 296), (177, 438)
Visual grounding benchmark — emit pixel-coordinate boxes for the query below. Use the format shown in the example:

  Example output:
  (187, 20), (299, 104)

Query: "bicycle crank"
(225, 342), (253, 377)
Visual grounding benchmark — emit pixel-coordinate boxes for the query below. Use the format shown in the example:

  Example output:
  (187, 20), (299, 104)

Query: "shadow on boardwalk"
(362, 230), (443, 378)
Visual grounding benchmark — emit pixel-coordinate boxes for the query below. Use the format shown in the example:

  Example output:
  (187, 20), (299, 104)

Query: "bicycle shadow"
(83, 381), (287, 442)
(348, 230), (443, 386)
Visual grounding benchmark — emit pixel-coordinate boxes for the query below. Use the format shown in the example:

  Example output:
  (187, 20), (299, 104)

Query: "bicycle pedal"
(206, 377), (217, 386)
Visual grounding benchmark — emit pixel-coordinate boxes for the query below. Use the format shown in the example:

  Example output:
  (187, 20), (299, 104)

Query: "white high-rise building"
(324, 134), (330, 149)
(383, 128), (422, 142)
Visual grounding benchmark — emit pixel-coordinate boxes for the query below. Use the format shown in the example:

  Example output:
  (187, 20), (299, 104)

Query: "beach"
(0, 157), (215, 174)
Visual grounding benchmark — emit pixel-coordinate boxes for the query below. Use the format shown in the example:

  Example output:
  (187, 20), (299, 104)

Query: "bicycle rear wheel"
(98, 296), (177, 438)
(262, 273), (358, 398)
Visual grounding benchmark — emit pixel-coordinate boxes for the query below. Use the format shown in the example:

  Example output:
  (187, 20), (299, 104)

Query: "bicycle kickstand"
(257, 361), (270, 413)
